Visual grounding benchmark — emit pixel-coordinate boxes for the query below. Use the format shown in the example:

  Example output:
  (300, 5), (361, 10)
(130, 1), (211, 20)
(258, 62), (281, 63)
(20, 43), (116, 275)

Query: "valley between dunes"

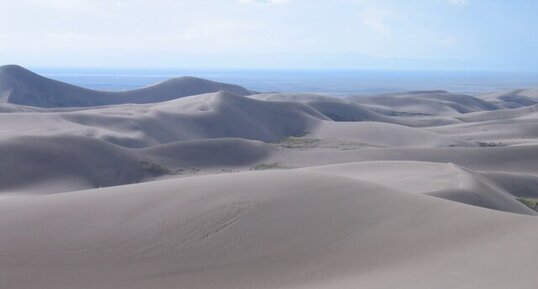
(1, 65), (537, 289)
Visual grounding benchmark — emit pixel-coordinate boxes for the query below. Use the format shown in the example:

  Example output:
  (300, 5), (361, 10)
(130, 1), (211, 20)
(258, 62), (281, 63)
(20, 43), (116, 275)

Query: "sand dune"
(0, 135), (144, 193)
(455, 103), (538, 122)
(348, 90), (498, 115)
(272, 144), (538, 174)
(306, 161), (536, 215)
(0, 65), (253, 107)
(139, 138), (273, 169)
(1, 67), (538, 288)
(0, 135), (274, 193)
(480, 88), (538, 108)
(0, 91), (326, 148)
(426, 105), (538, 146)
(481, 171), (538, 199)
(251, 93), (392, 122)
(1, 169), (537, 289)
(311, 121), (473, 147)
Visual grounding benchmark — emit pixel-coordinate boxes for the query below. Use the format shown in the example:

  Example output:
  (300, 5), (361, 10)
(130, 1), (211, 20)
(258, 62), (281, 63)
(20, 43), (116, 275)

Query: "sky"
(0, 0), (537, 71)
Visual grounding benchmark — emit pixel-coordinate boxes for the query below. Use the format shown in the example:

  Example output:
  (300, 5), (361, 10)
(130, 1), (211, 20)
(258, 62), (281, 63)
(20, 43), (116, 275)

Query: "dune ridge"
(0, 65), (253, 107)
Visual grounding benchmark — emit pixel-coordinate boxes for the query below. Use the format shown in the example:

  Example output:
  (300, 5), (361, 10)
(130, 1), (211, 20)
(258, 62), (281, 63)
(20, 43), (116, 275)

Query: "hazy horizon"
(29, 67), (538, 96)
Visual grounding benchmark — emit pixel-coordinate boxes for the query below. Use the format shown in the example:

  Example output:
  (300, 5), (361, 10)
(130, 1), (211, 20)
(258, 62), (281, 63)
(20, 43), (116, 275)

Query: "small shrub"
(140, 161), (171, 177)
(276, 136), (321, 149)
(517, 198), (538, 212)
(251, 162), (290, 170)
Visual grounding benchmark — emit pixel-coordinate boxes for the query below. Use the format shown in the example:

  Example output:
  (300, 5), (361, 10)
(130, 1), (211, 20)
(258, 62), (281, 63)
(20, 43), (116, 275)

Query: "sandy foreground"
(1, 65), (537, 288)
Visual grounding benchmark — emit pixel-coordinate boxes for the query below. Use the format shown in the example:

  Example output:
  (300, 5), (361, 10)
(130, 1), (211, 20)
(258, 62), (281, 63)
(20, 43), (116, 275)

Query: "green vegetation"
(322, 113), (370, 122)
(140, 161), (171, 177)
(175, 167), (200, 174)
(517, 198), (538, 212)
(275, 136), (321, 149)
(251, 162), (291, 170)
(274, 136), (378, 150)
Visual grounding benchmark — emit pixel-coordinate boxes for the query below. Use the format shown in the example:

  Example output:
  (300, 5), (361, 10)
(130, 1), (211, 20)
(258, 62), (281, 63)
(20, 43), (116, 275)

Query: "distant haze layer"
(35, 68), (538, 96)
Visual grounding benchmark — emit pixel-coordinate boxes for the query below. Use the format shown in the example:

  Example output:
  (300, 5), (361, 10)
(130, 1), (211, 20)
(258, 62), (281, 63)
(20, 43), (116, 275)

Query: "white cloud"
(446, 0), (469, 6)
(361, 8), (392, 33)
(238, 0), (290, 5)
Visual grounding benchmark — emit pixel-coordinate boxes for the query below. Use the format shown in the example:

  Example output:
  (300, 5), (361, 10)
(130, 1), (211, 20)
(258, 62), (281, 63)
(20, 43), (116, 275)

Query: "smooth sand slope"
(1, 169), (537, 289)
(1, 66), (538, 289)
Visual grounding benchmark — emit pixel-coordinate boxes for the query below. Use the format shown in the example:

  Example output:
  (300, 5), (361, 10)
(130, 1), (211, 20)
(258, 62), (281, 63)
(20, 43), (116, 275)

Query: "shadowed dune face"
(0, 136), (145, 192)
(1, 65), (538, 289)
(0, 91), (326, 148)
(250, 93), (393, 122)
(0, 136), (274, 193)
(480, 89), (538, 108)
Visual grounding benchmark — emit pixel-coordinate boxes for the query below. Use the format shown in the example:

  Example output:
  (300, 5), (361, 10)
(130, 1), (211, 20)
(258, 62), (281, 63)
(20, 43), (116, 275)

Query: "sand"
(0, 65), (537, 289)
(0, 65), (253, 107)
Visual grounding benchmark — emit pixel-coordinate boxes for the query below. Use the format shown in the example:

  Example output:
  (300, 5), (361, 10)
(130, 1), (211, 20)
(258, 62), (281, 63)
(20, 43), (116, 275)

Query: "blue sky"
(1, 0), (537, 71)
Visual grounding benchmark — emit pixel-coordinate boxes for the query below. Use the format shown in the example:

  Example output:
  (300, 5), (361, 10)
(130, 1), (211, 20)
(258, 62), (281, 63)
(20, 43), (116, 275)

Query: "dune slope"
(0, 170), (537, 289)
